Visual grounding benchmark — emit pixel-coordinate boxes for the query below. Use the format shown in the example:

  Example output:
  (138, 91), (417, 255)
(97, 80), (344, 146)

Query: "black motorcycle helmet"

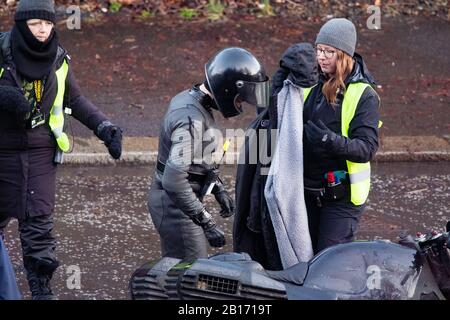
(205, 47), (270, 118)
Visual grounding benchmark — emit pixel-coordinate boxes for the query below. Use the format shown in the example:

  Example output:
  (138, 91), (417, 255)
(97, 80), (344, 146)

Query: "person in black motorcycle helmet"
(205, 47), (270, 118)
(147, 47), (270, 261)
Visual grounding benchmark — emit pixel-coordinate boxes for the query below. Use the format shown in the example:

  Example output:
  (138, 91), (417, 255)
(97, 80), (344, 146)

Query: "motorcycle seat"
(266, 262), (309, 285)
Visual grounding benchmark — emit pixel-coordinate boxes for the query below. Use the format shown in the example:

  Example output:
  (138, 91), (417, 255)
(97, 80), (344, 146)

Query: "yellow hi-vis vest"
(0, 59), (70, 152)
(303, 83), (380, 205)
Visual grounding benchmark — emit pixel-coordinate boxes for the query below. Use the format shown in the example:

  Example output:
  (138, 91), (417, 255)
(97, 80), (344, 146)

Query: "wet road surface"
(3, 162), (449, 300)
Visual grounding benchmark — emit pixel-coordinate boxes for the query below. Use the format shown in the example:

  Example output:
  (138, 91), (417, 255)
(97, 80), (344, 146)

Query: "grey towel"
(264, 79), (314, 269)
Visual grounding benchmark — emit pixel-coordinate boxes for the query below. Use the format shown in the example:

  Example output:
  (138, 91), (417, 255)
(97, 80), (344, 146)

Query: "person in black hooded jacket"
(302, 18), (380, 254)
(233, 43), (318, 270)
(0, 0), (123, 299)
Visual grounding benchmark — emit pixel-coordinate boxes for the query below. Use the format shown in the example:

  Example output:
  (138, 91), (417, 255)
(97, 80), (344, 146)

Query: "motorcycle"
(130, 221), (450, 300)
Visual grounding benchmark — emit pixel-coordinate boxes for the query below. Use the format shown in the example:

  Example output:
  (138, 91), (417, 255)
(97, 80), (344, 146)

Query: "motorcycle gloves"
(191, 208), (226, 248)
(203, 223), (226, 248)
(212, 179), (235, 218)
(95, 120), (123, 159)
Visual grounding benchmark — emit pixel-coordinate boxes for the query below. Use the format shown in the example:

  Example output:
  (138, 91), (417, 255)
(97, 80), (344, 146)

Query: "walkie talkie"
(54, 147), (64, 164)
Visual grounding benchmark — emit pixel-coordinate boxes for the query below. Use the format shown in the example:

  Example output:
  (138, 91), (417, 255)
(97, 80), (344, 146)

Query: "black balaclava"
(11, 20), (58, 81)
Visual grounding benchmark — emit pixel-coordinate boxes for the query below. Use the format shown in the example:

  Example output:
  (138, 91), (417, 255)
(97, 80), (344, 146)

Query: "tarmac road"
(3, 162), (449, 300)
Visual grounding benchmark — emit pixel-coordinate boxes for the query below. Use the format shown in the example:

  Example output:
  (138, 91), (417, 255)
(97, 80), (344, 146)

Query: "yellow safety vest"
(303, 83), (380, 205)
(0, 60), (70, 152)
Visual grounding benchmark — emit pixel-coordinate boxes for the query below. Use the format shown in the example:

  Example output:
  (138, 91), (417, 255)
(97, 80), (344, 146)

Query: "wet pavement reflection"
(3, 162), (449, 299)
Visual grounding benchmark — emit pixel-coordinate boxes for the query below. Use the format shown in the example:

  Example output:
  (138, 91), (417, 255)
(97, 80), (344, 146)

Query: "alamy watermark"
(367, 5), (381, 30)
(64, 5), (381, 31)
(65, 5), (81, 30)
(168, 120), (281, 175)
(66, 265), (82, 290)
(366, 265), (382, 290)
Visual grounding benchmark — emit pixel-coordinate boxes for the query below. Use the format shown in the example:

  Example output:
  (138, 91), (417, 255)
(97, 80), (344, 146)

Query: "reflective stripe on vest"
(342, 83), (373, 205)
(49, 60), (70, 152)
(0, 67), (4, 78)
(303, 83), (379, 205)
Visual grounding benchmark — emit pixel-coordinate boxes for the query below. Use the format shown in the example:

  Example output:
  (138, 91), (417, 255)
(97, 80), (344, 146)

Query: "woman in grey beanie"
(0, 0), (123, 299)
(301, 18), (381, 254)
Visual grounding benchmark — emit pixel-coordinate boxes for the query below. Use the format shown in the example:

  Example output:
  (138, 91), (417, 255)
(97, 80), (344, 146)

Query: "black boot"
(27, 271), (58, 300)
(25, 258), (59, 300)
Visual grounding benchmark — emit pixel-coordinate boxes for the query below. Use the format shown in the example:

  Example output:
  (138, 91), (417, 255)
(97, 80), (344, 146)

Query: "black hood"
(347, 52), (376, 86)
(279, 43), (319, 88)
(271, 43), (319, 96)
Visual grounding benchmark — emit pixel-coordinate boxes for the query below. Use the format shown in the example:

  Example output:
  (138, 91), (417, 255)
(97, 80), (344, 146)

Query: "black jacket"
(0, 31), (108, 219)
(303, 53), (380, 188)
(233, 43), (319, 270)
(233, 109), (283, 270)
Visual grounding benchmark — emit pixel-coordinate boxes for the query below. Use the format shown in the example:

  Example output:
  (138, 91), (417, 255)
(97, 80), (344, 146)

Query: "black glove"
(203, 223), (226, 248)
(0, 85), (32, 124)
(95, 121), (123, 159)
(191, 208), (226, 248)
(304, 119), (343, 149)
(212, 180), (235, 218)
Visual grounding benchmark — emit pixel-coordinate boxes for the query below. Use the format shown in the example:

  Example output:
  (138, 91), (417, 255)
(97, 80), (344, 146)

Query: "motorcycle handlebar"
(400, 223), (450, 253)
(413, 231), (449, 252)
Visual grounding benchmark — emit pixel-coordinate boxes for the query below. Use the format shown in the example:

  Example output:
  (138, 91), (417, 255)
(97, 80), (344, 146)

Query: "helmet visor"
(236, 77), (270, 109)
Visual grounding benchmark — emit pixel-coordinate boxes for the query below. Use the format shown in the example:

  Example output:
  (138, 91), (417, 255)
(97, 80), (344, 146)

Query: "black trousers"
(305, 191), (365, 254)
(0, 213), (58, 275)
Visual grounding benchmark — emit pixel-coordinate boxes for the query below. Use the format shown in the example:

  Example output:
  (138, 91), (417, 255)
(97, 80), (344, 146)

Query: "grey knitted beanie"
(315, 18), (357, 57)
(15, 0), (56, 23)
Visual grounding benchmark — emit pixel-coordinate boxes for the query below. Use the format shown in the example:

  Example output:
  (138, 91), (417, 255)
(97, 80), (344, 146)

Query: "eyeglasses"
(316, 47), (336, 59)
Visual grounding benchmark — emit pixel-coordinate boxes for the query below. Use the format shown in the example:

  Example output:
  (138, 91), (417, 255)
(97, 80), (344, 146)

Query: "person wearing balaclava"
(0, 0), (123, 299)
(302, 18), (381, 254)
